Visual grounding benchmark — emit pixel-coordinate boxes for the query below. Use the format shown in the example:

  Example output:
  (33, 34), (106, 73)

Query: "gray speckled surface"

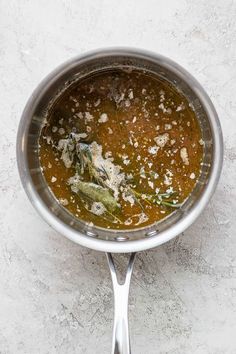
(0, 0), (236, 353)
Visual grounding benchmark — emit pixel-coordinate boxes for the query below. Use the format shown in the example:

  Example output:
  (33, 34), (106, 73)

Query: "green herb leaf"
(71, 180), (119, 213)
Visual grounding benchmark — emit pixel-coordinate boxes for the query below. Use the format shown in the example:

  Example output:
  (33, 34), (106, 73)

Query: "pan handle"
(106, 253), (136, 354)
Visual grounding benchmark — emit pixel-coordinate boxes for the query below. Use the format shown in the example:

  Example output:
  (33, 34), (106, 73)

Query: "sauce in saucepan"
(39, 69), (203, 230)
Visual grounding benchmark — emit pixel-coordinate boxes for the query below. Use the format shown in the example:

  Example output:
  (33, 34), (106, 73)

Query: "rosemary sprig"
(130, 188), (181, 209)
(126, 170), (159, 180)
(105, 209), (123, 224)
(159, 200), (181, 208)
(153, 191), (177, 198)
(128, 187), (145, 211)
(130, 188), (152, 205)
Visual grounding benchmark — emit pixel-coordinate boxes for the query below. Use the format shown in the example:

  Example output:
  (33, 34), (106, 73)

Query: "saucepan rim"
(16, 47), (223, 253)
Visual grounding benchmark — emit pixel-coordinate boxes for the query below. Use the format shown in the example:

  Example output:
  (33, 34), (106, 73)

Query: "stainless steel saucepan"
(16, 48), (223, 354)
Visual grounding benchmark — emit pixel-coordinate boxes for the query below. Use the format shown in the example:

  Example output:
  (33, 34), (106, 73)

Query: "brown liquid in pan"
(39, 69), (203, 230)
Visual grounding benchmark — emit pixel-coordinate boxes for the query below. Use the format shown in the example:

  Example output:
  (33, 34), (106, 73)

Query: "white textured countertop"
(0, 1), (236, 353)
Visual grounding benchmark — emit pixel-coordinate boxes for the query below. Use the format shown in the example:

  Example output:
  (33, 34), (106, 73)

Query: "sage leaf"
(71, 180), (119, 213)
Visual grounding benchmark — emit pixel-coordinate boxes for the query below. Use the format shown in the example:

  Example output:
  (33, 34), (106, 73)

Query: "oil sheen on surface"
(39, 69), (203, 230)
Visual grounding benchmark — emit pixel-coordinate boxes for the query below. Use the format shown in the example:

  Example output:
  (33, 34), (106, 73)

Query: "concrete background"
(0, 0), (236, 353)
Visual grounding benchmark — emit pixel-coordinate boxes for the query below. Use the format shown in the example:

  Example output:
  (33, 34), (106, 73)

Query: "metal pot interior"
(17, 49), (222, 247)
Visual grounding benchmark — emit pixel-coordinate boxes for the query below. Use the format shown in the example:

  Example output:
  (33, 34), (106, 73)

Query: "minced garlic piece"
(90, 202), (106, 216)
(199, 138), (204, 146)
(148, 146), (159, 155)
(154, 133), (169, 148)
(94, 99), (101, 107)
(58, 128), (65, 135)
(98, 113), (108, 123)
(59, 198), (69, 206)
(180, 147), (189, 165)
(148, 181), (154, 189)
(164, 124), (172, 131)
